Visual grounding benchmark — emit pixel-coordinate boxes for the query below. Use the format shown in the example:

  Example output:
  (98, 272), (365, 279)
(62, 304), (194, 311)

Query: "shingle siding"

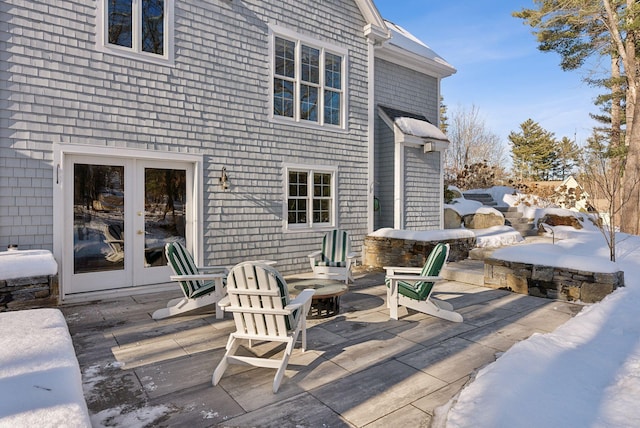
(374, 57), (442, 230)
(1, 0), (370, 274)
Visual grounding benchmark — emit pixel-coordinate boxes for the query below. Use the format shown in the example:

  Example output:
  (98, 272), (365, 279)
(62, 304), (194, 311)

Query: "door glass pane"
(144, 168), (186, 267)
(73, 164), (125, 273)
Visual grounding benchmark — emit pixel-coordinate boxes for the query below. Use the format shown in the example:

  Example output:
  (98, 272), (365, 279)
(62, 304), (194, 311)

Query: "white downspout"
(437, 77), (444, 229)
(367, 39), (376, 234)
(394, 126), (405, 229)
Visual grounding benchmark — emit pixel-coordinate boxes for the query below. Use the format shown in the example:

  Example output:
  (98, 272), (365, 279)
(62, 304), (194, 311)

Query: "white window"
(272, 29), (346, 128)
(285, 165), (336, 230)
(98, 0), (174, 64)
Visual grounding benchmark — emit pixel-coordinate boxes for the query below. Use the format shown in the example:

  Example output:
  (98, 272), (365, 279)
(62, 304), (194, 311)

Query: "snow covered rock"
(463, 207), (505, 229)
(444, 207), (463, 229)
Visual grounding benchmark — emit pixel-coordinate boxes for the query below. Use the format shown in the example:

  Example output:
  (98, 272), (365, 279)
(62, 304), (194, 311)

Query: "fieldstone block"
(531, 266), (554, 282)
(581, 282), (614, 303)
(594, 272), (621, 285)
(563, 285), (581, 301)
(6, 275), (50, 287)
(506, 273), (528, 294)
(462, 212), (504, 229)
(0, 274), (58, 311)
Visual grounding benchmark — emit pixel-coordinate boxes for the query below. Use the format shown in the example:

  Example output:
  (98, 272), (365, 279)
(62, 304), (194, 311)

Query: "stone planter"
(484, 258), (624, 303)
(0, 249), (59, 311)
(364, 235), (475, 268)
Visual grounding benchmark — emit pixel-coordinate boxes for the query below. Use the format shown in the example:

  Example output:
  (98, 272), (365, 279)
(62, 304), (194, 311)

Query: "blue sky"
(374, 0), (603, 149)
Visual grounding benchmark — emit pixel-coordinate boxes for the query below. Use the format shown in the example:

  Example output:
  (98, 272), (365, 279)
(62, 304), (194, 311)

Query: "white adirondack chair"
(385, 243), (463, 323)
(308, 229), (356, 284)
(212, 261), (314, 393)
(152, 242), (227, 320)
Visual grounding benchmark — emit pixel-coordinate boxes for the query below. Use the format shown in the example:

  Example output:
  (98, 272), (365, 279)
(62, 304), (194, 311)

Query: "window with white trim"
(100, 0), (173, 62)
(286, 166), (336, 229)
(273, 32), (345, 128)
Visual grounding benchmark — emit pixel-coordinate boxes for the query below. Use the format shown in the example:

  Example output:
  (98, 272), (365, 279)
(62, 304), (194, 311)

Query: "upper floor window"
(99, 0), (174, 64)
(272, 30), (346, 128)
(285, 165), (336, 230)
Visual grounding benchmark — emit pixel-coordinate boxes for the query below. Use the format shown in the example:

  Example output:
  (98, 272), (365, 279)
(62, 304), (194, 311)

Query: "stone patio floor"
(60, 269), (583, 427)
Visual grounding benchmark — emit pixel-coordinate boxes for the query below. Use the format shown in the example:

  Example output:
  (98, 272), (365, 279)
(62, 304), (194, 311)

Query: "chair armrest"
(170, 273), (226, 281)
(218, 295), (230, 307)
(384, 266), (423, 274)
(307, 251), (322, 259)
(385, 274), (441, 282)
(252, 260), (278, 266)
(285, 289), (315, 311)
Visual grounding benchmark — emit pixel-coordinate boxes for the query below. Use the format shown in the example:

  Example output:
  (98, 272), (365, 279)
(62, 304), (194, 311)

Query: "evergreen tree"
(509, 119), (557, 180)
(439, 96), (449, 134)
(554, 136), (581, 179)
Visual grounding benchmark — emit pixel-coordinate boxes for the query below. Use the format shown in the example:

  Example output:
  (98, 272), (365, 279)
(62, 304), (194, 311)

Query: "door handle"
(137, 230), (144, 235)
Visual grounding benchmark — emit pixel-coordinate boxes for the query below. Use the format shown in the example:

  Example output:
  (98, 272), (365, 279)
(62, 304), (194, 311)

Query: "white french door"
(63, 155), (195, 294)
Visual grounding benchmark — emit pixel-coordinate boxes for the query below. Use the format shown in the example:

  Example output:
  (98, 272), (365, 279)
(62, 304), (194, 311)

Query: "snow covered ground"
(431, 190), (640, 427)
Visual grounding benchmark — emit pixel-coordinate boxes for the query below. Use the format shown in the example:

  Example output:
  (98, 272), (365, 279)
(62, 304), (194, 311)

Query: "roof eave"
(376, 45), (456, 78)
(364, 23), (391, 44)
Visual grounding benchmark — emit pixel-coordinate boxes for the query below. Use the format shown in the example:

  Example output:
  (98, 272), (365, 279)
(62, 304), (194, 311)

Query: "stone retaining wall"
(364, 236), (475, 268)
(0, 275), (59, 311)
(484, 258), (623, 303)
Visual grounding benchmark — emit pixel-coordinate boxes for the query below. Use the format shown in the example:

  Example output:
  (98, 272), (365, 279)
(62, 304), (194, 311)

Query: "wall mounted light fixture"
(220, 167), (229, 190)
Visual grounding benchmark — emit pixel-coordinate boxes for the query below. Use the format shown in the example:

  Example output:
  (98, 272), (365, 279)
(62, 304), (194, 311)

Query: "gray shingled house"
(0, 0), (455, 302)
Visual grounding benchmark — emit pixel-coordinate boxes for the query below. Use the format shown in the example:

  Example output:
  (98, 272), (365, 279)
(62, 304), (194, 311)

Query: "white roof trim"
(355, 0), (390, 43)
(376, 20), (456, 77)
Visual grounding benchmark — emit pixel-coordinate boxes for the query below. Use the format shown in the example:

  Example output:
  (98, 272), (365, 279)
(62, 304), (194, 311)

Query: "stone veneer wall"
(363, 236), (475, 268)
(484, 258), (624, 303)
(0, 275), (59, 311)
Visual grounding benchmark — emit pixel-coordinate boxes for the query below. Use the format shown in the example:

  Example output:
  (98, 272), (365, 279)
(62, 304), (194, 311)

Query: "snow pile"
(445, 198), (483, 216)
(0, 309), (90, 427)
(439, 230), (640, 427)
(369, 227), (475, 241)
(395, 117), (449, 141)
(473, 225), (523, 248)
(0, 250), (58, 281)
(492, 242), (619, 273)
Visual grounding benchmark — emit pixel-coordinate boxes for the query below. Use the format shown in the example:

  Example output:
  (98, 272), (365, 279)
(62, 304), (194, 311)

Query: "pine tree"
(439, 96), (449, 134)
(509, 119), (557, 181)
(554, 136), (581, 179)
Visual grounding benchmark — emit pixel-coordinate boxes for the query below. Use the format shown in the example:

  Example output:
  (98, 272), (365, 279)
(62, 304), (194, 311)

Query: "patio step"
(441, 259), (484, 286)
(494, 206), (538, 237)
(463, 192), (497, 206)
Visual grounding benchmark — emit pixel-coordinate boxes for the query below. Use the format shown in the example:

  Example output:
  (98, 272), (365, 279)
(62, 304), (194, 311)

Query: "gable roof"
(376, 20), (456, 78)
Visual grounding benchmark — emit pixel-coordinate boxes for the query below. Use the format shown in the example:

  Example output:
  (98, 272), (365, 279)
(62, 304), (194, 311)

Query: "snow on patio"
(0, 308), (90, 427)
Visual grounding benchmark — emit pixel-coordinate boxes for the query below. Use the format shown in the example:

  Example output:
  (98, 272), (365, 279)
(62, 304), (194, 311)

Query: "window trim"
(283, 163), (338, 231)
(269, 25), (348, 131)
(97, 0), (175, 66)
